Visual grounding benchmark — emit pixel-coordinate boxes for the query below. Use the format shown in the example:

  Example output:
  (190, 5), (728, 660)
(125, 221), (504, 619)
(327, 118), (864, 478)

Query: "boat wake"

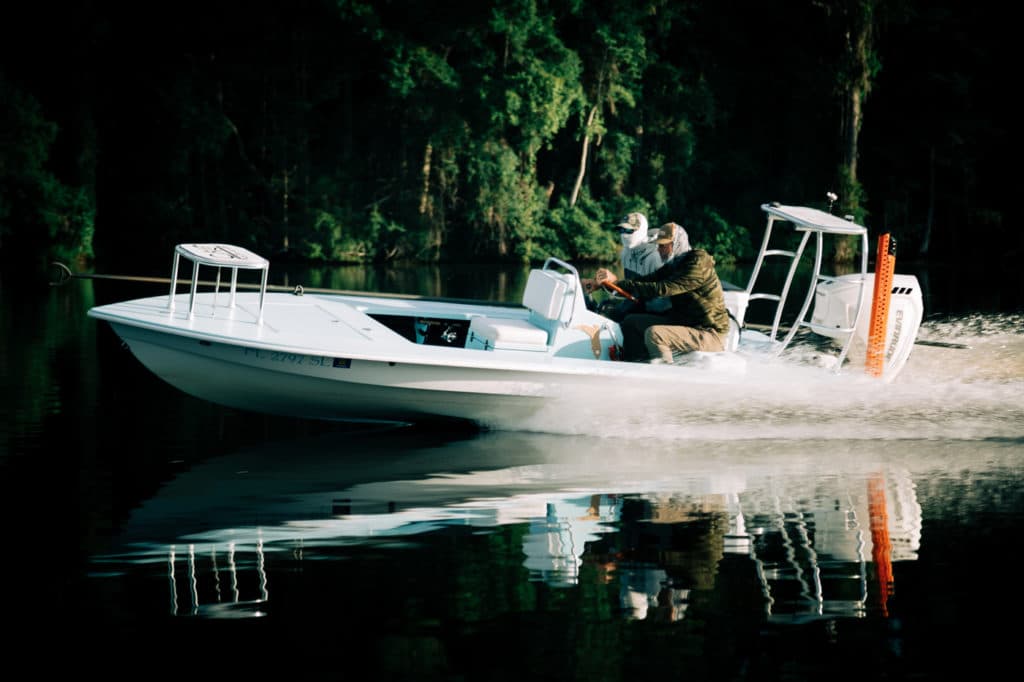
(503, 313), (1024, 442)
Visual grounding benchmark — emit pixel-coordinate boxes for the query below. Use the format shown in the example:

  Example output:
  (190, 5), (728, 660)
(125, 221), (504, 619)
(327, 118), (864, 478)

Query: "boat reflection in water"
(91, 427), (947, 625)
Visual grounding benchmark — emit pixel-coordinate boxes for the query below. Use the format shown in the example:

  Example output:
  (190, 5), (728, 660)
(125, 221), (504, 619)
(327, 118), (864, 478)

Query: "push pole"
(866, 233), (896, 378)
(868, 474), (894, 617)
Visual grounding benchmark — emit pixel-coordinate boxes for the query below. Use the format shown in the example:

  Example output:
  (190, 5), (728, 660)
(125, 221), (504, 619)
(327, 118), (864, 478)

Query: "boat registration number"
(244, 348), (349, 368)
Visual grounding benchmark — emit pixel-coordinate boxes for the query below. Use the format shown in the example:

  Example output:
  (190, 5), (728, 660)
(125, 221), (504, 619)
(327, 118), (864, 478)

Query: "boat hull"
(108, 317), (857, 432)
(113, 322), (558, 425)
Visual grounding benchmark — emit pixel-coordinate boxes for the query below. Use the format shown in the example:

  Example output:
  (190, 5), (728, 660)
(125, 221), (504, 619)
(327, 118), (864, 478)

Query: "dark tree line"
(0, 0), (1014, 272)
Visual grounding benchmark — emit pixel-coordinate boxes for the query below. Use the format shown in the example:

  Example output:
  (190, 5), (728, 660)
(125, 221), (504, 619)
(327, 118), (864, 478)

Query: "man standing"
(593, 223), (730, 363)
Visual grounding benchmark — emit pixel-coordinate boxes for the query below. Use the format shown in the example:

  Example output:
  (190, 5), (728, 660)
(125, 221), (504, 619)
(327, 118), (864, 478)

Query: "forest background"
(0, 0), (1014, 272)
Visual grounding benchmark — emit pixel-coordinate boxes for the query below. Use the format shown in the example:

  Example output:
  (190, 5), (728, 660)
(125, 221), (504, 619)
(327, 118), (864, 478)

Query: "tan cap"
(616, 212), (648, 232)
(654, 223), (677, 244)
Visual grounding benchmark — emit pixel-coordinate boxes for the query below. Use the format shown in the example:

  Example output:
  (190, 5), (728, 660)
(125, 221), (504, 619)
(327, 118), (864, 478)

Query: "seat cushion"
(468, 317), (549, 350)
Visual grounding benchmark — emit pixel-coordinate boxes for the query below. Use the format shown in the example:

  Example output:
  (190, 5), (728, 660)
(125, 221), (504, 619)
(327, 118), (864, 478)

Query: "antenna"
(826, 192), (838, 213)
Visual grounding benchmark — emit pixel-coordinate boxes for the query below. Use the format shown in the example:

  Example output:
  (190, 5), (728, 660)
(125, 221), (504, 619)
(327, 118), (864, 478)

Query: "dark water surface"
(1, 259), (1021, 679)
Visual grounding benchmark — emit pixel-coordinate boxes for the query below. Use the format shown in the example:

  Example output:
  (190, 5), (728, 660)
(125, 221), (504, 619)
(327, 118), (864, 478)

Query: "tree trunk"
(419, 142), (433, 216)
(844, 86), (862, 183)
(919, 145), (934, 256)
(569, 106), (598, 208)
(420, 141), (443, 261)
(282, 166), (289, 253)
(835, 1), (874, 265)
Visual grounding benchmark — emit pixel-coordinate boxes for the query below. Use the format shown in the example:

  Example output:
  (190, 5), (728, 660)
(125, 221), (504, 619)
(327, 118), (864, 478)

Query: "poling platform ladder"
(744, 203), (870, 372)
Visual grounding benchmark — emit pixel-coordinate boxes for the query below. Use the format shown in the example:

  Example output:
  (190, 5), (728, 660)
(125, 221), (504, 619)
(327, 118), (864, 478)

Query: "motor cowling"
(811, 273), (924, 380)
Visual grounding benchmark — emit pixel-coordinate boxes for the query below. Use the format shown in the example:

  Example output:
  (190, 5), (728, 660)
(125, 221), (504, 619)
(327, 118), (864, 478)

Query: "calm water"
(1, 259), (1022, 679)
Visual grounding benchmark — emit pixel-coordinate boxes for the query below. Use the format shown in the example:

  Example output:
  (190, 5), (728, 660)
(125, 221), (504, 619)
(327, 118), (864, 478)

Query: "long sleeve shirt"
(615, 249), (731, 336)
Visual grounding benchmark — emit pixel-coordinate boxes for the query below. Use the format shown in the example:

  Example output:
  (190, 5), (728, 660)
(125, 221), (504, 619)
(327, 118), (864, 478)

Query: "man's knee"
(647, 326), (698, 354)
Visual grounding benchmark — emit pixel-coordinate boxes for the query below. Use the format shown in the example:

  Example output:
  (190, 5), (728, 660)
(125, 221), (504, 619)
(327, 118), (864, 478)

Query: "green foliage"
(543, 192), (618, 263)
(0, 77), (58, 176)
(43, 183), (95, 265)
(0, 75), (94, 266)
(388, 45), (461, 98)
(598, 131), (640, 196)
(687, 206), (753, 266)
(490, 2), (584, 150)
(570, 3), (648, 201)
(834, 165), (869, 225)
(306, 208), (365, 263)
(0, 1), (1008, 266)
(304, 190), (410, 264)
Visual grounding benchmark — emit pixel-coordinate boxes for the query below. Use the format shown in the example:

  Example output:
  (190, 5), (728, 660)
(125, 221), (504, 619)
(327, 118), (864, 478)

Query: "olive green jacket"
(616, 249), (731, 336)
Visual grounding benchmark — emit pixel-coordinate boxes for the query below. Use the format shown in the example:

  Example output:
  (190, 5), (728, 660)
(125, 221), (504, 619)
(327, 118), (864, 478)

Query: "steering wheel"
(601, 280), (637, 302)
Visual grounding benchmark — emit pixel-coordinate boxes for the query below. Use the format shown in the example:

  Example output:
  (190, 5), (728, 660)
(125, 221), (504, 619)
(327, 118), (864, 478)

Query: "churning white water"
(509, 313), (1024, 441)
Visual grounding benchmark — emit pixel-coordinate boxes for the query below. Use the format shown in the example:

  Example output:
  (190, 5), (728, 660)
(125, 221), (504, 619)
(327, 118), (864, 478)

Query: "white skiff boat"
(87, 203), (924, 427)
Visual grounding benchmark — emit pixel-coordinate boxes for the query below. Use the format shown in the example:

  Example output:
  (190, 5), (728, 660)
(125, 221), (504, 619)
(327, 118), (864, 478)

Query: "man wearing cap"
(582, 212), (662, 320)
(617, 212), (662, 280)
(592, 222), (730, 363)
(645, 218), (691, 313)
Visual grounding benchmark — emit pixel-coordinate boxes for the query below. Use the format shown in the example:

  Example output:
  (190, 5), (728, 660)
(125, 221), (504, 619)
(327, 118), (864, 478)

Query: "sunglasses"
(615, 227), (637, 234)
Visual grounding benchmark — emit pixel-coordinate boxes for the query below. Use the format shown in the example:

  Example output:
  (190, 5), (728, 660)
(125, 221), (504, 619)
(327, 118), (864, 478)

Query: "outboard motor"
(811, 273), (924, 380)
